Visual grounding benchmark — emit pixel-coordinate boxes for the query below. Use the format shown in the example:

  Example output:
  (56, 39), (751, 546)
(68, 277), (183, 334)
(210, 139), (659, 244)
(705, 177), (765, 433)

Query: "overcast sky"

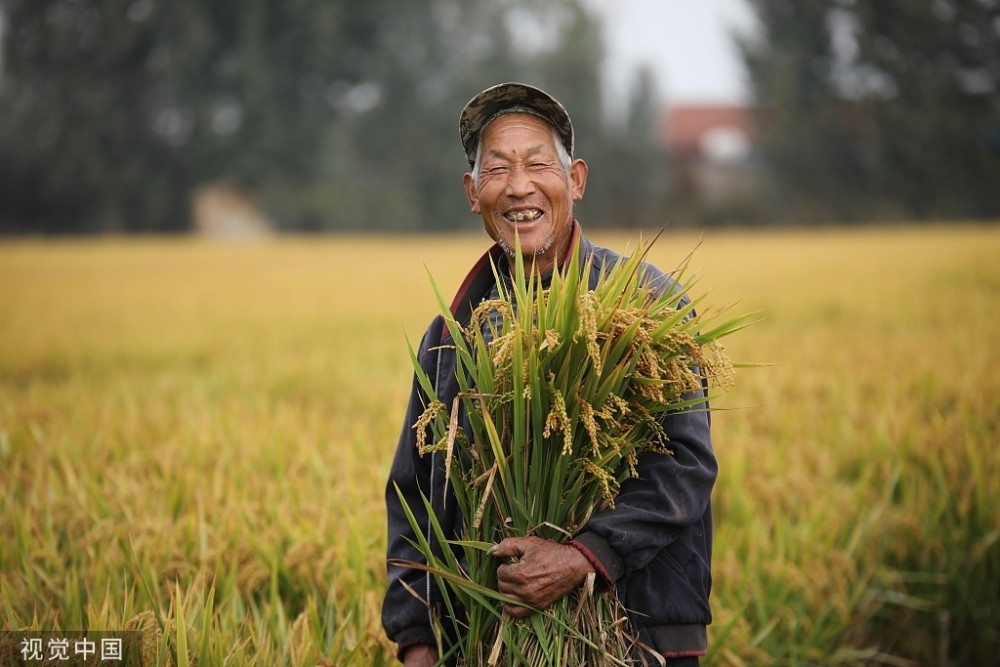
(581, 0), (757, 106)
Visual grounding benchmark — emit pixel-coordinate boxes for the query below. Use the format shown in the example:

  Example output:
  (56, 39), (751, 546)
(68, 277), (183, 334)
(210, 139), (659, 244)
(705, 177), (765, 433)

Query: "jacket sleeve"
(572, 396), (715, 582)
(572, 273), (717, 582)
(382, 324), (440, 653)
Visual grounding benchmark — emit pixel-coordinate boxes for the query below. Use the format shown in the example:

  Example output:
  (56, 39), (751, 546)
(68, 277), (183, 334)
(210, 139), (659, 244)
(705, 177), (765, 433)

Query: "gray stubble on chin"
(497, 233), (555, 259)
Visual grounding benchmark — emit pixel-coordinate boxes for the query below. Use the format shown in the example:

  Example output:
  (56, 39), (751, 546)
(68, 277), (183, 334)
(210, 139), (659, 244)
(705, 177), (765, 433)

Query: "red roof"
(663, 105), (755, 156)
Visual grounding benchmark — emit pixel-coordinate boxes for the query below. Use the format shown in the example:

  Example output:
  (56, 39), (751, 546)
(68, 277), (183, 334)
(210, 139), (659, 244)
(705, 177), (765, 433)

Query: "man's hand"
(489, 536), (595, 618)
(401, 643), (438, 667)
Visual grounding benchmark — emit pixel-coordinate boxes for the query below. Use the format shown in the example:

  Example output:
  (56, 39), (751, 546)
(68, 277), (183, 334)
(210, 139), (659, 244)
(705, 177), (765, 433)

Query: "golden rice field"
(1, 223), (998, 666)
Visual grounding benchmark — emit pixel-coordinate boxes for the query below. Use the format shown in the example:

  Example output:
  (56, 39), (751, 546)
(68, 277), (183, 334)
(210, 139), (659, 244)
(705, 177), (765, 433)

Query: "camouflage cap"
(459, 82), (574, 168)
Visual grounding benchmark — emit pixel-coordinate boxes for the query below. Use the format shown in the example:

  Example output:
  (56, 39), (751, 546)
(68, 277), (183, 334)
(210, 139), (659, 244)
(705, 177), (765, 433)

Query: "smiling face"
(463, 113), (588, 275)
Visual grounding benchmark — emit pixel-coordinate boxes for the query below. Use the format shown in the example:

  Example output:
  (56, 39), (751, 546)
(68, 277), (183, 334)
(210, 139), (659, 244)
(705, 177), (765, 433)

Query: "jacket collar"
(445, 220), (585, 336)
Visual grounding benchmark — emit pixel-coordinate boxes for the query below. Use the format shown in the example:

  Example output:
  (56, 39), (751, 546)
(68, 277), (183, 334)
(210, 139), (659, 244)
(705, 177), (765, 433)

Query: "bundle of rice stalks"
(395, 237), (753, 666)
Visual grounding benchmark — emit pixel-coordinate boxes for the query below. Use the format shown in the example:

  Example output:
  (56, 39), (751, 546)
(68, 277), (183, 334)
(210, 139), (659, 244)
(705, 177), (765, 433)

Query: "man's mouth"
(504, 209), (543, 223)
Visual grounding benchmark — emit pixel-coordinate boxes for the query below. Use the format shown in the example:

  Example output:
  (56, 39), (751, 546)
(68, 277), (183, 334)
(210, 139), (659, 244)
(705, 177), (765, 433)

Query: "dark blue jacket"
(383, 226), (716, 661)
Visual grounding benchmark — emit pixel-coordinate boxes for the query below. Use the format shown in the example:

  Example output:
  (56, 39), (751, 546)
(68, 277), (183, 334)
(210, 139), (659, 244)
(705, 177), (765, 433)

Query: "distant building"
(663, 104), (760, 208)
(192, 183), (274, 239)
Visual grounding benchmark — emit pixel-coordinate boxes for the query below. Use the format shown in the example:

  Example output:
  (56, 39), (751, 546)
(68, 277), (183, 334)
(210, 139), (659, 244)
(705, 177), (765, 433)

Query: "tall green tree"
(852, 0), (1000, 218)
(597, 65), (670, 228)
(739, 0), (1000, 222)
(312, 0), (642, 233)
(304, 1), (539, 232)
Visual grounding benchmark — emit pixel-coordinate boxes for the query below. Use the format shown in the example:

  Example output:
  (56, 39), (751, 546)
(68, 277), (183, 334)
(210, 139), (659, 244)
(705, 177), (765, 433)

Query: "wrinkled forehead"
(477, 111), (560, 156)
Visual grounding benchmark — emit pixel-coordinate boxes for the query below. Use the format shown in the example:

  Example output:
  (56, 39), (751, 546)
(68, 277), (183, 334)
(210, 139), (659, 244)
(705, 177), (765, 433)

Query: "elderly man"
(382, 83), (715, 666)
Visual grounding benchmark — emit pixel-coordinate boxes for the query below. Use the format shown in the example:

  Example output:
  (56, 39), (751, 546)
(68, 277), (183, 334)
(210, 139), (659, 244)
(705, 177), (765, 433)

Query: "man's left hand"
(489, 536), (595, 618)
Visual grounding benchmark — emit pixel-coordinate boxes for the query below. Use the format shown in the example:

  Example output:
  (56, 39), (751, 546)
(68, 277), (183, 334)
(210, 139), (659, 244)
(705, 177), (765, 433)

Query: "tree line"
(739, 0), (1000, 223)
(1, 0), (998, 234)
(0, 0), (665, 233)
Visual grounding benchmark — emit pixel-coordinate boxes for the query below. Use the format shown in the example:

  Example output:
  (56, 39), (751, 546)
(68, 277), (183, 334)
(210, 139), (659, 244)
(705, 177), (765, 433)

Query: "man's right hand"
(401, 643), (438, 667)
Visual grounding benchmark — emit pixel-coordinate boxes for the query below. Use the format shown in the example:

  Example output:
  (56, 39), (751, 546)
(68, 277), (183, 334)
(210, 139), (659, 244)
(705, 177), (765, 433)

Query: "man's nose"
(505, 166), (535, 198)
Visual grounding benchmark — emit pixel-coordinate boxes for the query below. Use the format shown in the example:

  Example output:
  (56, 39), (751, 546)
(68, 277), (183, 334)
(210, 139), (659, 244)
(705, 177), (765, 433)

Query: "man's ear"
(569, 159), (589, 201)
(463, 172), (481, 214)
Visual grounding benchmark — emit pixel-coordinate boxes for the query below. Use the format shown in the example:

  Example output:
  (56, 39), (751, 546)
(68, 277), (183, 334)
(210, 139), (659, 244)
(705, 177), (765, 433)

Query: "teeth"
(506, 210), (542, 223)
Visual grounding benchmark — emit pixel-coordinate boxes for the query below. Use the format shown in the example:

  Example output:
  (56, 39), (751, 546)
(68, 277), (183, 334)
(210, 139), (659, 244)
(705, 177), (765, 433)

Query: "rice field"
(1, 223), (998, 666)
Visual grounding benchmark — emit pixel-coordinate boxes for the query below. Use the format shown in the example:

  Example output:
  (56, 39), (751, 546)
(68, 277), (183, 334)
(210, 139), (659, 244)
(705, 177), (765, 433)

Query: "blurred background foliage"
(0, 0), (998, 233)
(738, 0), (1000, 224)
